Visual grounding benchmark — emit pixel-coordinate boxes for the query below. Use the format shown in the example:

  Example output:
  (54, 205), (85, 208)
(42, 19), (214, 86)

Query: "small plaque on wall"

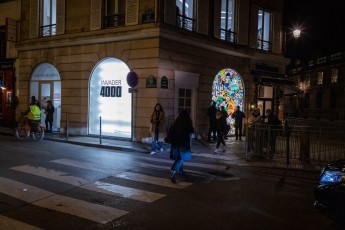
(161, 76), (168, 89)
(146, 75), (157, 88)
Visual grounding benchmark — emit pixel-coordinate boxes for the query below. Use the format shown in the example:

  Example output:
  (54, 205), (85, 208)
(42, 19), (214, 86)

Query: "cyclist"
(23, 96), (41, 136)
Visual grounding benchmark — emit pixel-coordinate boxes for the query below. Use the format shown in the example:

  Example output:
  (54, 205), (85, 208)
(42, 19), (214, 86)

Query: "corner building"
(16, 0), (289, 141)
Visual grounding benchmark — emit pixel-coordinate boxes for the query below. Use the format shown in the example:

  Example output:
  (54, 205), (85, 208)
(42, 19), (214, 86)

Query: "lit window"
(317, 72), (323, 85)
(331, 68), (338, 83)
(40, 0), (56, 36)
(176, 0), (195, 31)
(257, 9), (271, 51)
(220, 0), (236, 43)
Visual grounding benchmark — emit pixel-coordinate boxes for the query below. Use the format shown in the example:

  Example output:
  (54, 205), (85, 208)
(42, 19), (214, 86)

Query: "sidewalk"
(0, 126), (322, 172)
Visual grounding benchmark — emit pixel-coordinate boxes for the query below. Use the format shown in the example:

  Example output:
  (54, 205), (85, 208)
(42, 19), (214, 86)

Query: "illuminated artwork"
(89, 58), (131, 138)
(212, 68), (244, 134)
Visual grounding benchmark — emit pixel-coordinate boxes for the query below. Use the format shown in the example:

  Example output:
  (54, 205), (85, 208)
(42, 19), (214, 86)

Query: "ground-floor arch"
(89, 57), (131, 138)
(30, 63), (61, 132)
(212, 68), (245, 134)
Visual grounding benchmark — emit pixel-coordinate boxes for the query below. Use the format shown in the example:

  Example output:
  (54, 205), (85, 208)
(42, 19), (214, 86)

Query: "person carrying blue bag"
(169, 109), (194, 183)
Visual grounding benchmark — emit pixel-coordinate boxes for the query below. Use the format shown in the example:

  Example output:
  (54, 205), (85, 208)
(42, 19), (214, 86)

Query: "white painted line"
(11, 165), (165, 203)
(0, 177), (128, 224)
(115, 172), (192, 189)
(0, 215), (43, 230)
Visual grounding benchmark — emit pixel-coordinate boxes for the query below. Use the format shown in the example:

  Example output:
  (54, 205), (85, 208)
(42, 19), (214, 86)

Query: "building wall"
(16, 0), (289, 141)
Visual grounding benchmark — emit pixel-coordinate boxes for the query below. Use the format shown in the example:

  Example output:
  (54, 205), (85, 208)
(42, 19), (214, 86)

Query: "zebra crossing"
(0, 154), (234, 229)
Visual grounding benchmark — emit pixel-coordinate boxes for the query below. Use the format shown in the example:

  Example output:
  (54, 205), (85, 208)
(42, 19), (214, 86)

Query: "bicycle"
(15, 114), (45, 141)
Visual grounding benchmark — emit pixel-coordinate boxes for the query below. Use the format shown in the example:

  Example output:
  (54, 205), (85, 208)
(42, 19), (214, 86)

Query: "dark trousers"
(207, 120), (217, 140)
(45, 120), (52, 133)
(216, 131), (225, 148)
(234, 123), (242, 140)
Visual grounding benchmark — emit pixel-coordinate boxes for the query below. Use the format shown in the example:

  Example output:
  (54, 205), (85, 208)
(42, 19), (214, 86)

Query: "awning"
(253, 76), (303, 96)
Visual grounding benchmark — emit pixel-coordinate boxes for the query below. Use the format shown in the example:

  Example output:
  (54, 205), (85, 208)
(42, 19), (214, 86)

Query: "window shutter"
(213, 0), (221, 39)
(197, 0), (209, 35)
(126, 0), (139, 25)
(249, 4), (258, 49)
(90, 0), (102, 30)
(272, 12), (282, 53)
(164, 0), (176, 26)
(56, 0), (65, 35)
(29, 0), (39, 38)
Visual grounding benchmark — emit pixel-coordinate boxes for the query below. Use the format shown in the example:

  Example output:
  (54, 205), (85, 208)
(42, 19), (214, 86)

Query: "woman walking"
(169, 109), (194, 183)
(150, 103), (166, 154)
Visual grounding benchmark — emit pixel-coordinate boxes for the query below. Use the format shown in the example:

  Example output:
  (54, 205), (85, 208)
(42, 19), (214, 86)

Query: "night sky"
(284, 0), (345, 61)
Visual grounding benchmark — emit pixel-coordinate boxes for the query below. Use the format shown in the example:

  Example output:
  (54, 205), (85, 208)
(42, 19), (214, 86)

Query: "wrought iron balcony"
(104, 13), (125, 28)
(220, 29), (237, 43)
(40, 24), (56, 37)
(176, 14), (195, 31)
(258, 39), (271, 51)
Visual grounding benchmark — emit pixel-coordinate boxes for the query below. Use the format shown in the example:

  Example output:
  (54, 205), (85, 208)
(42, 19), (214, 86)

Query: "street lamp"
(293, 29), (301, 39)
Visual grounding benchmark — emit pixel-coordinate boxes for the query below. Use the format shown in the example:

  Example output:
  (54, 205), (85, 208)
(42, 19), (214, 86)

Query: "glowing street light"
(293, 29), (301, 39)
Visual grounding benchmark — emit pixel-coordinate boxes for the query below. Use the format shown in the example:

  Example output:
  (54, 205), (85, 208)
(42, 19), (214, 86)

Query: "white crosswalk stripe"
(1, 154), (233, 228)
(0, 215), (43, 230)
(0, 177), (128, 224)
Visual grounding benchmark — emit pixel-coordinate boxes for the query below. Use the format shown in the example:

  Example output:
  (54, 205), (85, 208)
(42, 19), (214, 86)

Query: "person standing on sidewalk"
(220, 105), (230, 139)
(44, 100), (55, 134)
(231, 106), (246, 140)
(207, 101), (217, 142)
(169, 109), (194, 183)
(214, 110), (226, 153)
(150, 103), (166, 154)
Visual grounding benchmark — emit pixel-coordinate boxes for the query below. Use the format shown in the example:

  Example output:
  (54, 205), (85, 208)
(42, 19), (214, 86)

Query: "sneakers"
(160, 148), (164, 152)
(214, 149), (220, 154)
(170, 171), (177, 183)
(222, 145), (227, 152)
(150, 151), (156, 155)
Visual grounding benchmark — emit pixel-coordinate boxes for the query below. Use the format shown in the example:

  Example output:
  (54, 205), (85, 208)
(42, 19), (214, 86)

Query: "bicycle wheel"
(33, 125), (45, 141)
(15, 125), (26, 139)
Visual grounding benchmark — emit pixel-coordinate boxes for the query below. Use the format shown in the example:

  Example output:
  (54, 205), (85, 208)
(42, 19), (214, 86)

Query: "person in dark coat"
(150, 103), (166, 154)
(207, 101), (217, 141)
(214, 110), (226, 153)
(44, 100), (55, 133)
(220, 105), (230, 139)
(169, 109), (194, 183)
(231, 106), (246, 140)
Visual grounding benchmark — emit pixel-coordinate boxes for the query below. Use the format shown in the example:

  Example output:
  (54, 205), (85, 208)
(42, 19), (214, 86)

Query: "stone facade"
(13, 0), (289, 142)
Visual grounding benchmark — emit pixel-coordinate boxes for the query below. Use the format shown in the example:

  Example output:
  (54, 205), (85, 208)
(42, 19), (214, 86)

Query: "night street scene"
(1, 0), (345, 229)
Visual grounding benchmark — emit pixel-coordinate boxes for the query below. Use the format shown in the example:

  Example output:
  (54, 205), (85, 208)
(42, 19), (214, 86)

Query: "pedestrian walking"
(44, 100), (55, 133)
(150, 103), (166, 154)
(169, 109), (194, 183)
(207, 101), (217, 142)
(214, 110), (226, 153)
(231, 106), (246, 140)
(220, 105), (230, 139)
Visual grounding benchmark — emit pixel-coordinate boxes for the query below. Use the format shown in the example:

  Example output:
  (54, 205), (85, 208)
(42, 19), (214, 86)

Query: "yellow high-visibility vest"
(28, 105), (41, 121)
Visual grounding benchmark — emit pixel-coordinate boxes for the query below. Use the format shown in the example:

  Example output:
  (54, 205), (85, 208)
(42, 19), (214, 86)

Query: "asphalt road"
(0, 135), (335, 230)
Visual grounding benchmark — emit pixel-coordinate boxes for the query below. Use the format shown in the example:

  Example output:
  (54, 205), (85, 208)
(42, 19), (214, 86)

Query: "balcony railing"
(220, 29), (237, 43)
(103, 13), (125, 28)
(258, 39), (271, 51)
(40, 24), (56, 37)
(176, 14), (195, 31)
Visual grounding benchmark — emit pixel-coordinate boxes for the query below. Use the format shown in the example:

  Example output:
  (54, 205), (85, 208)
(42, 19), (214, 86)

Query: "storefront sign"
(146, 75), (157, 88)
(32, 63), (60, 81)
(161, 76), (168, 89)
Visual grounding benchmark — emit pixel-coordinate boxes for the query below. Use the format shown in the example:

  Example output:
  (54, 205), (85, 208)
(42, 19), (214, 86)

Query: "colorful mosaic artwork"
(212, 68), (245, 134)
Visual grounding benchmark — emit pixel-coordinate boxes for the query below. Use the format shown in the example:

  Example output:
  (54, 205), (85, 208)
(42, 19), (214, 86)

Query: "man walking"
(231, 106), (246, 140)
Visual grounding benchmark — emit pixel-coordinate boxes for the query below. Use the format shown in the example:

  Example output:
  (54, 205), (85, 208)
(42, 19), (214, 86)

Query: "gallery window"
(257, 9), (271, 51)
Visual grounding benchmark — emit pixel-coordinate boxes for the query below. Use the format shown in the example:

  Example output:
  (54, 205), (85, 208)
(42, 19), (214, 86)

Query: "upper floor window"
(103, 0), (126, 28)
(257, 9), (271, 51)
(220, 0), (236, 43)
(331, 68), (338, 83)
(40, 0), (57, 36)
(176, 0), (195, 31)
(317, 71), (323, 85)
